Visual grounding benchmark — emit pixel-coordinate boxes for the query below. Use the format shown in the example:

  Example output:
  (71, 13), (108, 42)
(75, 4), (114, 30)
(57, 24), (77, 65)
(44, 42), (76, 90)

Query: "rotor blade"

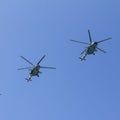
(97, 37), (112, 43)
(96, 47), (106, 53)
(20, 56), (34, 66)
(17, 67), (32, 70)
(88, 29), (92, 43)
(70, 39), (89, 45)
(37, 55), (46, 64)
(40, 66), (56, 69)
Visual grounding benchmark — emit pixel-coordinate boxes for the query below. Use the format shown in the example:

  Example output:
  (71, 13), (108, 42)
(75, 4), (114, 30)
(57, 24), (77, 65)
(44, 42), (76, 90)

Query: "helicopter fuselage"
(86, 42), (98, 54)
(30, 65), (40, 76)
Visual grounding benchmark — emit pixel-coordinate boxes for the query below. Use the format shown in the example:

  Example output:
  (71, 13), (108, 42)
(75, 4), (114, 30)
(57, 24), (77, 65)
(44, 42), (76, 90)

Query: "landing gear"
(37, 74), (39, 77)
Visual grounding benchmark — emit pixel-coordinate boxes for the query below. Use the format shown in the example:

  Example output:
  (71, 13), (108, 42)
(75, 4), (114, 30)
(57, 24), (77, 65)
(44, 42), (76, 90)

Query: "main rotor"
(70, 29), (112, 54)
(70, 29), (112, 45)
(18, 55), (56, 70)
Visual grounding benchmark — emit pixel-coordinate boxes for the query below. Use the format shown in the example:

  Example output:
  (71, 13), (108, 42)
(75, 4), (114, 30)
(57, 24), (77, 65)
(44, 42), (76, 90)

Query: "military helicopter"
(18, 55), (56, 82)
(70, 30), (112, 61)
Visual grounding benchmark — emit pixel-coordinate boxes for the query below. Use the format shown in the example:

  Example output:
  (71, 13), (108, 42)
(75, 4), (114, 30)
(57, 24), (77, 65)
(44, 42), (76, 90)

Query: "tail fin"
(25, 78), (32, 82)
(79, 57), (86, 61)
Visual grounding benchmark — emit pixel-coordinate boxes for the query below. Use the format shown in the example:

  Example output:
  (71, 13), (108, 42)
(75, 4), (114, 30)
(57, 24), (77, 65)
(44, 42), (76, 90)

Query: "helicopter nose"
(94, 42), (98, 44)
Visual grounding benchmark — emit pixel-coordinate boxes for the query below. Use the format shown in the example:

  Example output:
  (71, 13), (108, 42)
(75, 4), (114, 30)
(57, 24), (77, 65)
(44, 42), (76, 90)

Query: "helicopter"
(70, 30), (112, 61)
(18, 55), (56, 82)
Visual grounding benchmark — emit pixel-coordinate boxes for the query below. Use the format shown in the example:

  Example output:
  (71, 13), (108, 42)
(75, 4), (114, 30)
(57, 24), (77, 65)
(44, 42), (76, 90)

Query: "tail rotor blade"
(88, 29), (92, 43)
(70, 39), (89, 45)
(20, 56), (34, 66)
(97, 47), (106, 53)
(97, 37), (112, 43)
(37, 55), (46, 65)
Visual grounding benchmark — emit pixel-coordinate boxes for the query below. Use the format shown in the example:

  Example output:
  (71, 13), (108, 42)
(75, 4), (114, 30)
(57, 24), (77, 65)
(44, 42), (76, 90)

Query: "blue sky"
(0, 0), (120, 120)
